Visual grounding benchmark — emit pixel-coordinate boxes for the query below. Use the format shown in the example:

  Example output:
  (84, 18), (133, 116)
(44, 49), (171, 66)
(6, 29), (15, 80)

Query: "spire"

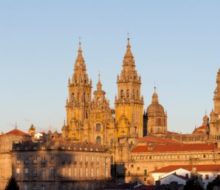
(123, 37), (135, 67)
(152, 86), (159, 104)
(97, 72), (102, 91)
(70, 40), (91, 86)
(74, 40), (86, 70)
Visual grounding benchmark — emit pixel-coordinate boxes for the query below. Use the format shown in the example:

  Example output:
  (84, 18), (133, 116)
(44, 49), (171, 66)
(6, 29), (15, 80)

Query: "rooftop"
(153, 164), (220, 173)
(3, 128), (30, 137)
(138, 136), (179, 145)
(132, 143), (216, 153)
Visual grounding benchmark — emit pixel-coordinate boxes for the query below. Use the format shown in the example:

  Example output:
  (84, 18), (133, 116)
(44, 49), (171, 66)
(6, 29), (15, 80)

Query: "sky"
(0, 1), (220, 133)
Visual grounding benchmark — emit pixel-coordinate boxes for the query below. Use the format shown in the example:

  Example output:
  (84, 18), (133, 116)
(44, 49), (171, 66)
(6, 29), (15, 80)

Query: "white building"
(152, 165), (220, 188)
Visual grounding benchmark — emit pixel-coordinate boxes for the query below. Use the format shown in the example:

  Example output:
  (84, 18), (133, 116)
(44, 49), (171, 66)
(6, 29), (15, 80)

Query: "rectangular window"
(42, 169), (46, 178)
(62, 168), (65, 176)
(33, 169), (37, 177)
(24, 168), (29, 174)
(86, 168), (88, 177)
(24, 184), (28, 190)
(80, 168), (83, 177)
(50, 167), (54, 178)
(74, 168), (77, 177)
(16, 168), (20, 174)
(91, 168), (94, 177)
(97, 168), (100, 177)
(106, 168), (109, 177)
(68, 168), (71, 177)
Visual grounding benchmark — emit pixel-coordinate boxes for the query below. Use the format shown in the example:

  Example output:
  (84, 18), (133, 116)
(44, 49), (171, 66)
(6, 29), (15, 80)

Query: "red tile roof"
(132, 143), (216, 153)
(5, 129), (30, 137)
(153, 165), (220, 173)
(138, 136), (179, 144)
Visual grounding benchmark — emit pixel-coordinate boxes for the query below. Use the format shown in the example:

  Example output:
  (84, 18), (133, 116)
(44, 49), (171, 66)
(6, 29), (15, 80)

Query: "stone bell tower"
(62, 42), (92, 141)
(115, 38), (144, 142)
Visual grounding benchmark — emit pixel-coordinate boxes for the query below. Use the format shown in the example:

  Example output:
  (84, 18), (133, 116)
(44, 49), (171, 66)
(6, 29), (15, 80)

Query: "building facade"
(0, 129), (31, 190)
(12, 141), (111, 190)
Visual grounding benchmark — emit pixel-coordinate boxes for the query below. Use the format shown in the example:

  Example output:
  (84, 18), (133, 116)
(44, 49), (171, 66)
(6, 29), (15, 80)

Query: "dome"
(147, 103), (165, 116)
(146, 90), (166, 116)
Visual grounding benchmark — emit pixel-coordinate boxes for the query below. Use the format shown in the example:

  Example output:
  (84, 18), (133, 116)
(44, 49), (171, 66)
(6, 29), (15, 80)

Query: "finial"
(154, 86), (157, 93)
(97, 71), (102, 91)
(78, 36), (82, 52)
(98, 70), (101, 81)
(127, 33), (131, 47)
(152, 85), (159, 103)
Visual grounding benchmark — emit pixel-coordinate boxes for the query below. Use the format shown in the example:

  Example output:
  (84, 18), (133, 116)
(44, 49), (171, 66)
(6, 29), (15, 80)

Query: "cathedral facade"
(62, 39), (168, 147)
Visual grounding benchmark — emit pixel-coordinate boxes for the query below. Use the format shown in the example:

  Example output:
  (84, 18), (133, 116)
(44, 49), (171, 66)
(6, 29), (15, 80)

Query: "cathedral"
(61, 39), (168, 147)
(61, 38), (220, 161)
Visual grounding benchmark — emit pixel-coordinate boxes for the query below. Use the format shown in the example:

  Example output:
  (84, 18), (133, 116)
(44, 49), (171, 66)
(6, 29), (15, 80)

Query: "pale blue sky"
(0, 1), (219, 133)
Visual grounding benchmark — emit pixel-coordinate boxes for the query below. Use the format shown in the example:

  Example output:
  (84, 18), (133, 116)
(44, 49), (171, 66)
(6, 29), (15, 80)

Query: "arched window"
(126, 89), (129, 98)
(96, 123), (101, 132)
(71, 93), (75, 101)
(96, 136), (101, 144)
(120, 89), (124, 98)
